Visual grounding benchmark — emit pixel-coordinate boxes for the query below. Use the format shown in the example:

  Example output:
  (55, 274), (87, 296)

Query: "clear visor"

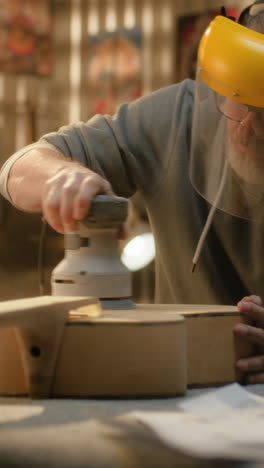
(190, 69), (264, 221)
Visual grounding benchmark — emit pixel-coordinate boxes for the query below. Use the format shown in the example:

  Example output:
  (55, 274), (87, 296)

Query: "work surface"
(1, 385), (264, 468)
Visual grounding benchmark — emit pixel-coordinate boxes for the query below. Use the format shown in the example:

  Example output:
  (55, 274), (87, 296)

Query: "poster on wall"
(177, 8), (238, 82)
(87, 27), (142, 116)
(0, 0), (52, 75)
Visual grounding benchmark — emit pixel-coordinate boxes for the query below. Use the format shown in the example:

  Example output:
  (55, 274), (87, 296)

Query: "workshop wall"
(0, 0), (249, 301)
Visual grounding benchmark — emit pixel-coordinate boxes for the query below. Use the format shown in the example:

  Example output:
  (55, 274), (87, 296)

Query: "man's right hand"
(42, 165), (114, 233)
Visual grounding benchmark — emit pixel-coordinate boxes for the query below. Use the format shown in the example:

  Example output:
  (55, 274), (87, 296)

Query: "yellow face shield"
(198, 16), (264, 107)
(190, 15), (264, 221)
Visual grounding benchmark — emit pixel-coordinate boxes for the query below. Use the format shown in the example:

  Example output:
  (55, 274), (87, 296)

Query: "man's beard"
(226, 133), (264, 217)
(227, 134), (264, 186)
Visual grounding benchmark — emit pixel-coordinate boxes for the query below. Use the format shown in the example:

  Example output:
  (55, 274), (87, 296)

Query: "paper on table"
(131, 384), (264, 461)
(178, 382), (264, 420)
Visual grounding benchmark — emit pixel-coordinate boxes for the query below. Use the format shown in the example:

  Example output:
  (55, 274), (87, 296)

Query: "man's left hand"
(233, 295), (264, 384)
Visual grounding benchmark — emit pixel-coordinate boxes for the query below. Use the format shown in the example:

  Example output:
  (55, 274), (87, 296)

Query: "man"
(1, 2), (264, 384)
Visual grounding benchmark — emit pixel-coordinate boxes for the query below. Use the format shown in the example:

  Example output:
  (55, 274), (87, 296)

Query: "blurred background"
(0, 0), (250, 303)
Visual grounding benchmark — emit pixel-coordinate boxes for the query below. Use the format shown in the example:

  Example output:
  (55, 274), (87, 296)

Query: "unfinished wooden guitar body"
(0, 296), (253, 398)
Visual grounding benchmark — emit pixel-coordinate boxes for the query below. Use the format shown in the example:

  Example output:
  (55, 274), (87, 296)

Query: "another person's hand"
(42, 165), (114, 233)
(233, 295), (264, 384)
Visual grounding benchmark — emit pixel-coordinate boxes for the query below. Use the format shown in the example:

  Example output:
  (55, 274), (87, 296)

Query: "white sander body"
(51, 195), (133, 308)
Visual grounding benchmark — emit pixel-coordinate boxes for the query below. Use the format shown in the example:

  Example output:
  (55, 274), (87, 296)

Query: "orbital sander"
(51, 194), (135, 309)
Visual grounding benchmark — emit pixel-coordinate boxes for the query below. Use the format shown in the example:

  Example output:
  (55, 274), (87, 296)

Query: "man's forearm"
(7, 146), (114, 233)
(8, 148), (76, 212)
